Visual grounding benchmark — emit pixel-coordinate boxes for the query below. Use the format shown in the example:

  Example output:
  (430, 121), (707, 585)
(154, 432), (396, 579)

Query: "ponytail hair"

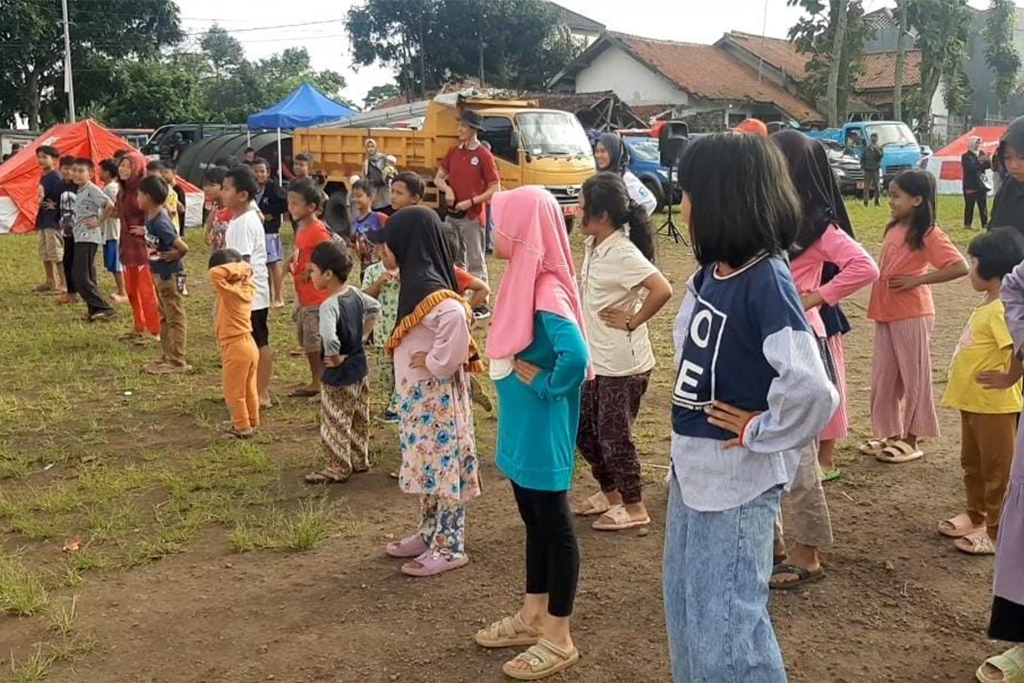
(581, 172), (656, 261)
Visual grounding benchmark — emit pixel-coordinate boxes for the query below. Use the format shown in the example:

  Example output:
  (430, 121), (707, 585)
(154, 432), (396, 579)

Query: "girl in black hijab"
(990, 116), (1024, 234)
(593, 133), (658, 216)
(381, 206), (484, 578)
(768, 130), (879, 590)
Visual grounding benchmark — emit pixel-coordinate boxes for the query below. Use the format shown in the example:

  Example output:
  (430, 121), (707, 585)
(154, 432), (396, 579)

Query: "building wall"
(575, 46), (689, 105)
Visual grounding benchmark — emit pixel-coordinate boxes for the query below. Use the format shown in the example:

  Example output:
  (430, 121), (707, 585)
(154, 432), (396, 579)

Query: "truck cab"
(294, 96), (595, 234)
(807, 121), (922, 186)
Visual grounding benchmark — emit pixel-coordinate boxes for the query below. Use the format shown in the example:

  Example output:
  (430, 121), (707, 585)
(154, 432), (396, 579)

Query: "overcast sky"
(172, 0), (997, 107)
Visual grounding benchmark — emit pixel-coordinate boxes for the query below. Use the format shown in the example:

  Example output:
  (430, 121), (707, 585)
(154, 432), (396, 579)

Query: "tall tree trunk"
(894, 0), (907, 121)
(418, 10), (427, 98)
(827, 0), (849, 127)
(27, 67), (40, 131)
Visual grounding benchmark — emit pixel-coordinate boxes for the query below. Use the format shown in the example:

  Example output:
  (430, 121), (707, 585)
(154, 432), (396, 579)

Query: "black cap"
(459, 109), (485, 131)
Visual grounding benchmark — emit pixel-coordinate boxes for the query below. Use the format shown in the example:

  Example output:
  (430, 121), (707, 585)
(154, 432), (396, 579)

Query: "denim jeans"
(663, 474), (786, 683)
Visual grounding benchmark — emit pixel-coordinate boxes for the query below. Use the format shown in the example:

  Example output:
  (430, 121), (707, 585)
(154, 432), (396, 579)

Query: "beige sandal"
(592, 505), (650, 531)
(955, 529), (996, 555)
(502, 639), (580, 681)
(573, 491), (611, 517)
(474, 613), (540, 648)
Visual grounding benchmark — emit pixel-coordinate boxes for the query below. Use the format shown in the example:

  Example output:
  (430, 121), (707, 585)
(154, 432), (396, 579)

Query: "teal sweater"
(494, 312), (590, 491)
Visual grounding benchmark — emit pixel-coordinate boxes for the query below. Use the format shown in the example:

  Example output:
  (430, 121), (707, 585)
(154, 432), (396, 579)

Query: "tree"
(826, 0), (849, 127)
(788, 0), (875, 124)
(103, 58), (205, 128)
(346, 0), (582, 97)
(983, 0), (1022, 116)
(255, 48), (349, 105)
(364, 83), (401, 110)
(894, 0), (908, 121)
(906, 0), (973, 133)
(0, 0), (182, 129)
(200, 25), (246, 81)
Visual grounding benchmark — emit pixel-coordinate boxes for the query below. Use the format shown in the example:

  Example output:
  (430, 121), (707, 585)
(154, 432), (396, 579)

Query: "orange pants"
(222, 336), (260, 431)
(124, 265), (160, 335)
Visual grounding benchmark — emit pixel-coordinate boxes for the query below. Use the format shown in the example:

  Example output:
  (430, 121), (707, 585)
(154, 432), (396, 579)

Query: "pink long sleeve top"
(393, 298), (471, 387)
(790, 224), (880, 338)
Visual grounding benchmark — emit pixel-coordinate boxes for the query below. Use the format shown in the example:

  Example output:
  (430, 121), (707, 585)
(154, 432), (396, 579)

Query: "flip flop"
(978, 645), (1024, 683)
(592, 505), (650, 531)
(475, 613), (541, 649)
(573, 491), (611, 517)
(769, 562), (825, 590)
(859, 438), (890, 455)
(288, 387), (320, 398)
(876, 440), (923, 464)
(938, 512), (984, 538)
(385, 533), (429, 558)
(822, 468), (842, 482)
(955, 529), (996, 555)
(502, 639), (580, 681)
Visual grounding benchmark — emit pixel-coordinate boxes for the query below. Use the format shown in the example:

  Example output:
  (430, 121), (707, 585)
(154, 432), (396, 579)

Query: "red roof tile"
(857, 50), (922, 90)
(612, 33), (823, 123)
(722, 32), (809, 81)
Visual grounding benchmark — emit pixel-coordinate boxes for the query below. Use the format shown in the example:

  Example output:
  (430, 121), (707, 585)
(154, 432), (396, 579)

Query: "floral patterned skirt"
(397, 373), (481, 504)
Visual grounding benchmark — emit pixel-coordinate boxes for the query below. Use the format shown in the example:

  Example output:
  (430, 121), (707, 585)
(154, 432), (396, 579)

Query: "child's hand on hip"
(977, 369), (1019, 389)
(888, 275), (920, 292)
(513, 359), (541, 386)
(325, 354), (346, 368)
(410, 351), (428, 369)
(705, 401), (761, 448)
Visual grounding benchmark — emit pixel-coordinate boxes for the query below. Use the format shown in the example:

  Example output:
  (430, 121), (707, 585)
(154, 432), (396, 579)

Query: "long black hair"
(888, 169), (936, 250)
(677, 132), (802, 268)
(770, 130), (854, 258)
(581, 172), (655, 260)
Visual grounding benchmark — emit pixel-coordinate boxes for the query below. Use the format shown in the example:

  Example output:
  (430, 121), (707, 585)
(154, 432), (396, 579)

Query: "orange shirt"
(867, 224), (964, 322)
(209, 262), (255, 344)
(455, 266), (473, 294)
(291, 220), (334, 307)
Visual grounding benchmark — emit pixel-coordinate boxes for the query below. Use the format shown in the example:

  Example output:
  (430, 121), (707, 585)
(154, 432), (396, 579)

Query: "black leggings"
(511, 482), (579, 618)
(964, 192), (988, 228)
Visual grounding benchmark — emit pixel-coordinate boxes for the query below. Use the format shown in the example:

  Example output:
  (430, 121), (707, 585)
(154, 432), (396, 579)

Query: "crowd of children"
(29, 115), (1024, 682)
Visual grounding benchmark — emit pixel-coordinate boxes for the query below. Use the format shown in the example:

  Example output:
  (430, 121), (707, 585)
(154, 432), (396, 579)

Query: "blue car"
(622, 136), (680, 212)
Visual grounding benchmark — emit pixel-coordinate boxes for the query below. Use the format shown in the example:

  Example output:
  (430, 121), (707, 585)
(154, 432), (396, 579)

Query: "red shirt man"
(435, 109), (500, 316)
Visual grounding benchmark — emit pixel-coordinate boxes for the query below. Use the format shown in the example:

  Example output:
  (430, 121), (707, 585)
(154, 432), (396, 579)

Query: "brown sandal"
(474, 613), (540, 648)
(502, 639), (580, 681)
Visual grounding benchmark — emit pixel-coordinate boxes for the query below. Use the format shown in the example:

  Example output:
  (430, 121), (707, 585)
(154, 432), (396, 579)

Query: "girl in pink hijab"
(473, 186), (589, 681)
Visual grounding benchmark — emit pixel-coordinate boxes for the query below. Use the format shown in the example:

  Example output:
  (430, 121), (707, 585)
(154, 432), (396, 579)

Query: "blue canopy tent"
(247, 83), (355, 178)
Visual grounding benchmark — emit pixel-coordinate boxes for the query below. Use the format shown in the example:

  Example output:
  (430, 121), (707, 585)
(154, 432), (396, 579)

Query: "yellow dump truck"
(292, 94), (596, 233)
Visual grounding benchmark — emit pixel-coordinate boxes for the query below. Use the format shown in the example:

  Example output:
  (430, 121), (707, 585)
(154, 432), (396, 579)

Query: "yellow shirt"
(164, 188), (180, 233)
(942, 299), (1022, 414)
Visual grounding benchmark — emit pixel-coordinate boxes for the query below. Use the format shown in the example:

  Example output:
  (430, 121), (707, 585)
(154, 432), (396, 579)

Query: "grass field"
(0, 194), (1001, 682)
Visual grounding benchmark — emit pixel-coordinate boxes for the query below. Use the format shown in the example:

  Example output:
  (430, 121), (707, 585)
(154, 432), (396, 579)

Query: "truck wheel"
(324, 189), (351, 238)
(643, 178), (666, 213)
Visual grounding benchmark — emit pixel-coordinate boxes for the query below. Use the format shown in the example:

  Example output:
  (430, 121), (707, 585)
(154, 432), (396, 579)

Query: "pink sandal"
(400, 551), (469, 577)
(385, 533), (429, 558)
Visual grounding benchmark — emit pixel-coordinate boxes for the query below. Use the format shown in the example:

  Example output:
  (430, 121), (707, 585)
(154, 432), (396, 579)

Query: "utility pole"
(62, 0), (76, 121)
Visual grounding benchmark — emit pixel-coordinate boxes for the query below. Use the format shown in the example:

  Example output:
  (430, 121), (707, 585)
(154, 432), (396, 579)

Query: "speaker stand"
(656, 168), (686, 245)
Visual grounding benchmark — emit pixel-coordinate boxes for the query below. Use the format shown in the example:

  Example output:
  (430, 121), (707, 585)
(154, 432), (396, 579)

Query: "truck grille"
(886, 164), (911, 174)
(546, 185), (582, 206)
(842, 167), (864, 181)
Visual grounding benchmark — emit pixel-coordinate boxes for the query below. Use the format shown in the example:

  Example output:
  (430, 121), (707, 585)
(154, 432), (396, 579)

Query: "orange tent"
(0, 119), (202, 234)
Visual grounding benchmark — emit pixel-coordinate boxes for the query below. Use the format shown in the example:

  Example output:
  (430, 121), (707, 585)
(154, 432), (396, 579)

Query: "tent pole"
(276, 128), (282, 181)
(247, 130), (251, 146)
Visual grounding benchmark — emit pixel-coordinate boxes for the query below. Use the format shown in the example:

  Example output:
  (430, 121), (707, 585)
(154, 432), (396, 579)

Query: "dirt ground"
(0, 198), (1009, 682)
